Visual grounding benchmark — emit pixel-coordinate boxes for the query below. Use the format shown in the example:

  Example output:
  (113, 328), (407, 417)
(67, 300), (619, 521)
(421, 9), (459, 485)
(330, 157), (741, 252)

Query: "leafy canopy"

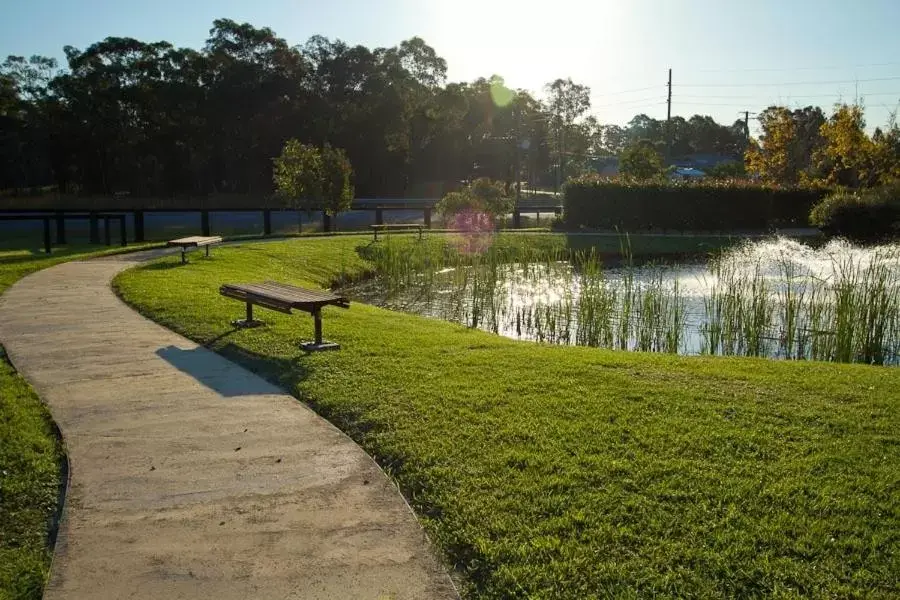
(435, 178), (514, 224)
(273, 139), (353, 215)
(619, 141), (663, 181)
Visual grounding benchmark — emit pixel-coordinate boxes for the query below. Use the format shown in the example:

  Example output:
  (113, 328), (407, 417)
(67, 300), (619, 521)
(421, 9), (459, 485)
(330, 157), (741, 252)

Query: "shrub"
(435, 178), (514, 227)
(620, 141), (663, 181)
(704, 161), (747, 179)
(563, 177), (826, 231)
(809, 184), (900, 241)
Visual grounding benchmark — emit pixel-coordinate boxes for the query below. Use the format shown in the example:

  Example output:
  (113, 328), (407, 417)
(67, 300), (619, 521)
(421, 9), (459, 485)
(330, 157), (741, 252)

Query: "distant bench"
(219, 281), (350, 351)
(370, 223), (424, 241)
(167, 236), (223, 263)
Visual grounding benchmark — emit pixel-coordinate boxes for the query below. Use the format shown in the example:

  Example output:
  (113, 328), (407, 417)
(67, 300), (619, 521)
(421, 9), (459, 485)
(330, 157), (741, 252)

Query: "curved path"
(0, 250), (458, 600)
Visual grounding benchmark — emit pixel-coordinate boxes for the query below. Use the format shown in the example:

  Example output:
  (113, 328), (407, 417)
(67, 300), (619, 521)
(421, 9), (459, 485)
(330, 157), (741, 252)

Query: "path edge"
(110, 249), (464, 598)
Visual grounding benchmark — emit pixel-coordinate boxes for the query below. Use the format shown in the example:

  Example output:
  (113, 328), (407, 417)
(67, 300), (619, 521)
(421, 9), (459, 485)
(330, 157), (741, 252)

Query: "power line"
(677, 91), (900, 100)
(591, 85), (663, 97)
(593, 97), (665, 108)
(694, 61), (900, 74)
(676, 75), (900, 88)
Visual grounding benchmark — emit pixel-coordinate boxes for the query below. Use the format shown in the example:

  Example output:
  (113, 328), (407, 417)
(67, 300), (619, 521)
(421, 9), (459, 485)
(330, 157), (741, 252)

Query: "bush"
(620, 142), (663, 181)
(809, 185), (900, 241)
(435, 178), (514, 227)
(563, 177), (826, 231)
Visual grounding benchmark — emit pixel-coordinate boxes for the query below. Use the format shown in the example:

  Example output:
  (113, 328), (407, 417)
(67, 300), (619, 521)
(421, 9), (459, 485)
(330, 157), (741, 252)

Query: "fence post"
(55, 211), (66, 245)
(89, 212), (100, 244)
(424, 207), (432, 229)
(375, 207), (384, 225)
(323, 211), (331, 233)
(201, 210), (210, 236)
(103, 217), (111, 246)
(119, 216), (127, 246)
(134, 210), (145, 242)
(43, 218), (52, 254)
(263, 209), (272, 235)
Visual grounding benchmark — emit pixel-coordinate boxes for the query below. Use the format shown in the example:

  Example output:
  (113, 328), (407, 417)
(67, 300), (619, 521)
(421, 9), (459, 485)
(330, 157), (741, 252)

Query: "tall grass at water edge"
(351, 236), (900, 365)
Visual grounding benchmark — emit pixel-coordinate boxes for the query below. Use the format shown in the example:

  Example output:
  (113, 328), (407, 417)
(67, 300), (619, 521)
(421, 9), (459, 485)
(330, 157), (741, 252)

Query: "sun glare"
(426, 0), (630, 95)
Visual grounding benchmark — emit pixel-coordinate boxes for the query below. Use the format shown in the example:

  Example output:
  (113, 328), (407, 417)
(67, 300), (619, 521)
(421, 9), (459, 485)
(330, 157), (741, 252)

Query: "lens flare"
(452, 209), (495, 254)
(489, 79), (514, 107)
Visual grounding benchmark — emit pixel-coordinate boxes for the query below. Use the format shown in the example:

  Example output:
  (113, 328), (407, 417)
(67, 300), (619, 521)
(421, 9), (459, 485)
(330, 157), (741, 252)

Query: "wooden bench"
(219, 281), (350, 351)
(167, 236), (223, 263)
(370, 223), (424, 241)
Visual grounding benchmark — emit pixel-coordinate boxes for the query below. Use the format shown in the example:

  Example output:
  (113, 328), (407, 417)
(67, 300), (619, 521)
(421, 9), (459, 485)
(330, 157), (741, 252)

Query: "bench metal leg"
(205, 245), (210, 258)
(301, 308), (340, 351)
(314, 309), (323, 345)
(181, 250), (187, 264)
(232, 301), (265, 328)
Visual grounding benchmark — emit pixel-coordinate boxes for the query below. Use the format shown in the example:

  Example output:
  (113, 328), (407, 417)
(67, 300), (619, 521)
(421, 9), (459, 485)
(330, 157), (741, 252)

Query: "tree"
(745, 105), (826, 185)
(272, 140), (323, 211)
(870, 119), (900, 184)
(812, 103), (877, 188)
(597, 124), (627, 156)
(619, 141), (663, 181)
(319, 144), (354, 215)
(704, 161), (747, 179)
(545, 78), (591, 189)
(746, 107), (798, 185)
(435, 177), (513, 226)
(272, 139), (354, 233)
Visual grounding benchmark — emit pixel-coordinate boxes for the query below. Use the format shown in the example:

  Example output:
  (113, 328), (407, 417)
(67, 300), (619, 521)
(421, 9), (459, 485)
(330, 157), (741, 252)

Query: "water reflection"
(345, 238), (900, 365)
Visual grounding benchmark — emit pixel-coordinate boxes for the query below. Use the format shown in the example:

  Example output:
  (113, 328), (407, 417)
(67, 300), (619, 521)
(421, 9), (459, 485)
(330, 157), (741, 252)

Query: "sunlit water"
(345, 238), (900, 364)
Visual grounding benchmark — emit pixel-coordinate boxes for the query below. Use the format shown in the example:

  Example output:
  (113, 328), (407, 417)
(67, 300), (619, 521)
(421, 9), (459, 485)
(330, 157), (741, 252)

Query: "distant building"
(593, 157), (619, 177)
(671, 153), (737, 170)
(670, 167), (706, 180)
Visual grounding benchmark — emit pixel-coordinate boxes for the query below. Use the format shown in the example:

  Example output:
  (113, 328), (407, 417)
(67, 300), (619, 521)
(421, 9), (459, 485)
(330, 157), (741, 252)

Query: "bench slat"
(220, 287), (293, 314)
(167, 236), (223, 247)
(220, 282), (349, 312)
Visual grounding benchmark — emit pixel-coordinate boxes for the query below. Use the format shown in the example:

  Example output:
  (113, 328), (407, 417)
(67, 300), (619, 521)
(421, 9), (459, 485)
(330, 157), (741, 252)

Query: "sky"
(3, 0), (900, 133)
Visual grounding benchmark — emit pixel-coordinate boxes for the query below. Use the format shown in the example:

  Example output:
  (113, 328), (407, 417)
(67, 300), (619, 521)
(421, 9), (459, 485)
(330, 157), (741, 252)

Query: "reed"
(355, 235), (900, 365)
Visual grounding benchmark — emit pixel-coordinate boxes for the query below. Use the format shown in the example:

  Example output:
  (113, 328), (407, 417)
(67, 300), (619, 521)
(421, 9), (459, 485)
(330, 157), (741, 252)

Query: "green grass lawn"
(0, 243), (162, 600)
(113, 234), (899, 599)
(0, 352), (61, 600)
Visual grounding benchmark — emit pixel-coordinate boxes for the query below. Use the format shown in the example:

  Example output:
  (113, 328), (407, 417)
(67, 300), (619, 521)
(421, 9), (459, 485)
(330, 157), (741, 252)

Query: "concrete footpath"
(0, 250), (458, 600)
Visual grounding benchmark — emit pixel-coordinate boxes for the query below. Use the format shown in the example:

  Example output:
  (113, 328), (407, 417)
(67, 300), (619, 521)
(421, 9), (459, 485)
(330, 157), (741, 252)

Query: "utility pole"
(744, 111), (750, 140)
(666, 68), (673, 163)
(556, 114), (565, 194)
(514, 100), (522, 206)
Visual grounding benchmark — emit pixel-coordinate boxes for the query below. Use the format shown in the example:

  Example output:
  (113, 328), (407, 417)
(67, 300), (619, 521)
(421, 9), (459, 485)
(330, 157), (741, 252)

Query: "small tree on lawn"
(435, 178), (513, 229)
(273, 140), (354, 231)
(320, 144), (354, 216)
(272, 139), (323, 211)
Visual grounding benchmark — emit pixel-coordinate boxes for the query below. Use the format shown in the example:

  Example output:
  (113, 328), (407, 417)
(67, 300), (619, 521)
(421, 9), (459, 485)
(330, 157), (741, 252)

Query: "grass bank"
(0, 243), (161, 600)
(114, 234), (899, 599)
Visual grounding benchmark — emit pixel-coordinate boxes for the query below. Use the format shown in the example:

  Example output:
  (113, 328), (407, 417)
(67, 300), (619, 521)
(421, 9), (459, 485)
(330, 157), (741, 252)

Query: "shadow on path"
(155, 344), (281, 397)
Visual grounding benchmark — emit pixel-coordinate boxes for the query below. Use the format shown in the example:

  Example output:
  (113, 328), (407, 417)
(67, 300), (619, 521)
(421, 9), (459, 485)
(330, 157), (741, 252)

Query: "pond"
(344, 236), (900, 365)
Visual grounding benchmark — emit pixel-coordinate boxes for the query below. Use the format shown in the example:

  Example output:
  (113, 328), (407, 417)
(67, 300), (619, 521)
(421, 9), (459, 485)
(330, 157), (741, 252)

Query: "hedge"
(563, 179), (827, 231)
(809, 185), (900, 241)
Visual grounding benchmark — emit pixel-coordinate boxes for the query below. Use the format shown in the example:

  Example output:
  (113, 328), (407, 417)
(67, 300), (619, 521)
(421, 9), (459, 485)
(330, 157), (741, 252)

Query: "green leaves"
(272, 140), (353, 215)
(273, 139), (323, 210)
(434, 178), (513, 225)
(619, 141), (663, 181)
(810, 184), (900, 241)
(563, 179), (826, 230)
